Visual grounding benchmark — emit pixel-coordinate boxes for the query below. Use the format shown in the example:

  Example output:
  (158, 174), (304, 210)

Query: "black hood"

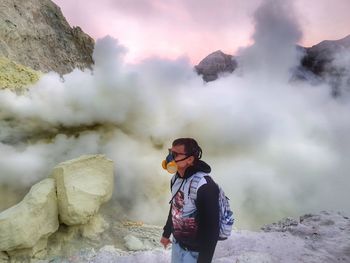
(183, 160), (211, 179)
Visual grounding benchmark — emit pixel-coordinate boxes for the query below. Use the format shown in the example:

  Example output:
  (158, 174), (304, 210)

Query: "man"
(160, 138), (220, 263)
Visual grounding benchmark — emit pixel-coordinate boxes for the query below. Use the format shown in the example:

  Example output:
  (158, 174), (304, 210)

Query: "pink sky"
(52, 0), (350, 64)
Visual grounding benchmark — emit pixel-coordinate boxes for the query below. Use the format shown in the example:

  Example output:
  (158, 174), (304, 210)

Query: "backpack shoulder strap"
(188, 172), (207, 201)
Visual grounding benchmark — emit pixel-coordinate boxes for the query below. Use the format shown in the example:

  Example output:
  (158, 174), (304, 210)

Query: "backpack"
(189, 173), (234, 240)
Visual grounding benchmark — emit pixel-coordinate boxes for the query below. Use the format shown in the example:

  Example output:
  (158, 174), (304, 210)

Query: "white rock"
(80, 214), (109, 239)
(0, 178), (58, 251)
(124, 235), (145, 251)
(52, 154), (114, 225)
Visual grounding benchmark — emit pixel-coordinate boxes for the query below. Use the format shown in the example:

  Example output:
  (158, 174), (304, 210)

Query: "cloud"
(53, 0), (350, 65)
(106, 0), (159, 18)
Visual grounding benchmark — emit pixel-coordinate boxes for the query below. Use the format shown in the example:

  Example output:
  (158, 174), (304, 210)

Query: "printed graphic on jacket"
(172, 190), (198, 241)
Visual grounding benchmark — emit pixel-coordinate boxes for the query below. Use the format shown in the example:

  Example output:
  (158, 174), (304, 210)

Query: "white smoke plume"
(1, 0), (350, 229)
(238, 0), (303, 82)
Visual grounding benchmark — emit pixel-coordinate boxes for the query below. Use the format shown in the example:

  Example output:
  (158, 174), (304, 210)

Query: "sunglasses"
(168, 149), (187, 159)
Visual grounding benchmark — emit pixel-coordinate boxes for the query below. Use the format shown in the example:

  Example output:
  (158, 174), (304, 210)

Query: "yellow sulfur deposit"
(122, 220), (144, 227)
(0, 56), (41, 92)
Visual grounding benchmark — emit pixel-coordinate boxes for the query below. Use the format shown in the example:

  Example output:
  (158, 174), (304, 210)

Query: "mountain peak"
(311, 34), (350, 51)
(195, 50), (237, 82)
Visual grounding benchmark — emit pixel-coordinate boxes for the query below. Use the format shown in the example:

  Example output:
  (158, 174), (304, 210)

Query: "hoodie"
(162, 160), (220, 263)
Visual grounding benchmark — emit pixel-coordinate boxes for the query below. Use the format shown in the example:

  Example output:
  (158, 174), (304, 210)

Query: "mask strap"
(174, 155), (190, 163)
(169, 179), (185, 204)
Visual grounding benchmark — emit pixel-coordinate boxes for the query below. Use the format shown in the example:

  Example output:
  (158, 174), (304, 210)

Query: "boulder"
(0, 178), (58, 251)
(52, 154), (114, 225)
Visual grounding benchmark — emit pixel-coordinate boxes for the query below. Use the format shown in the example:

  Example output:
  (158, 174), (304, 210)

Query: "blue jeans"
(171, 239), (199, 263)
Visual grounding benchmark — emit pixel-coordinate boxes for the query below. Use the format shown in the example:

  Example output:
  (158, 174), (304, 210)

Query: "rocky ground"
(3, 210), (346, 263)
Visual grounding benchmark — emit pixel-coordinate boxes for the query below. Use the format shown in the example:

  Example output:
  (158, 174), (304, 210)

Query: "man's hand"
(160, 236), (172, 249)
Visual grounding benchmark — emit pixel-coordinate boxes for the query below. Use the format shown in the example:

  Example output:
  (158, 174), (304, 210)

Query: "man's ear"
(187, 156), (195, 165)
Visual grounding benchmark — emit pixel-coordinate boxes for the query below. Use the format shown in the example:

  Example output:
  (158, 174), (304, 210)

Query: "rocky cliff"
(300, 35), (350, 96)
(301, 35), (350, 75)
(0, 0), (94, 75)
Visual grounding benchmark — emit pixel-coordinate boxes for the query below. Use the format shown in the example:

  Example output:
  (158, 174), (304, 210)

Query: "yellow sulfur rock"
(0, 178), (59, 252)
(51, 155), (114, 226)
(0, 56), (40, 92)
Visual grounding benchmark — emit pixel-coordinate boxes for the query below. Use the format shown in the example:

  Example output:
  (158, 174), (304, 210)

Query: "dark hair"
(172, 138), (202, 164)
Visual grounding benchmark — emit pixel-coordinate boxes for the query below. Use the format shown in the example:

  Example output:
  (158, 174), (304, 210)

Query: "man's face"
(171, 144), (194, 175)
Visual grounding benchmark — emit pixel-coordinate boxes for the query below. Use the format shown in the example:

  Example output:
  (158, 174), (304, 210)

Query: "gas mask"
(162, 149), (190, 174)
